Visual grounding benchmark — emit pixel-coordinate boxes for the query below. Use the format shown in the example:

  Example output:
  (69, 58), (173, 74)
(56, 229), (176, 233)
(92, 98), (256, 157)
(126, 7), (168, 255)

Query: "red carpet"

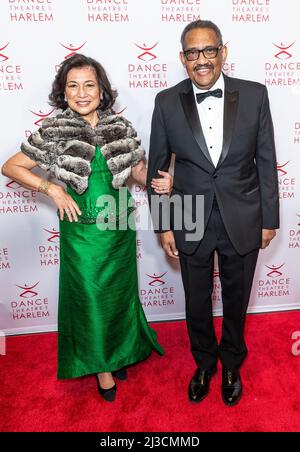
(1, 311), (300, 432)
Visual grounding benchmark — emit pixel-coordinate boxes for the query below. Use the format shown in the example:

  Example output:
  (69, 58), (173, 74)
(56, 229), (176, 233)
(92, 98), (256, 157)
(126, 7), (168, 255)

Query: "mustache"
(193, 64), (214, 71)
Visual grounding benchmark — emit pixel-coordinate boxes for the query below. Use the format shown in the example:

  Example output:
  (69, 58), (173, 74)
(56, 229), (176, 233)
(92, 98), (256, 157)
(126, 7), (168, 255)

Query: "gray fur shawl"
(21, 107), (145, 194)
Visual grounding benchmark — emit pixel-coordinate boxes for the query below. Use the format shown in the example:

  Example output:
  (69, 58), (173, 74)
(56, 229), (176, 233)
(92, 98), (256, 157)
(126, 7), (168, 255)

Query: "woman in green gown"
(1, 54), (172, 402)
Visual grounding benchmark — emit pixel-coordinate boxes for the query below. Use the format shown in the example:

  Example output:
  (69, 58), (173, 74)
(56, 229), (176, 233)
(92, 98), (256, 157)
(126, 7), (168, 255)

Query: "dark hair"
(49, 53), (117, 111)
(181, 20), (223, 50)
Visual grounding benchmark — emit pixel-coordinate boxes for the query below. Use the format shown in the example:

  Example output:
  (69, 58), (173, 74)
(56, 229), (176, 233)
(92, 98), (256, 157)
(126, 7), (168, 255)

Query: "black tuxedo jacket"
(147, 74), (279, 256)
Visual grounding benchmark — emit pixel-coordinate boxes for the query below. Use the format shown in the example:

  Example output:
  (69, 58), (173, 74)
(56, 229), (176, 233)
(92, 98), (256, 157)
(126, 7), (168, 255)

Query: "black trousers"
(179, 198), (259, 371)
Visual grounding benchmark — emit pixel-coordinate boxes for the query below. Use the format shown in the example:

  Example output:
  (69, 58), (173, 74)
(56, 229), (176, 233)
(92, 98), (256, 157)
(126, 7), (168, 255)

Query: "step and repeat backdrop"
(0, 0), (299, 335)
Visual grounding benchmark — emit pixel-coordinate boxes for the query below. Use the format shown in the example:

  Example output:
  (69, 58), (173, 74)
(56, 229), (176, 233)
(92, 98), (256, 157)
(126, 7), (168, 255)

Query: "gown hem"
(57, 346), (164, 380)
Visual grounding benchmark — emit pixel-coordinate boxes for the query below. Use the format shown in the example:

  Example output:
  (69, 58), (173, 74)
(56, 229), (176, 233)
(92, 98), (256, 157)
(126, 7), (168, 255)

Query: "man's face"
(180, 27), (227, 90)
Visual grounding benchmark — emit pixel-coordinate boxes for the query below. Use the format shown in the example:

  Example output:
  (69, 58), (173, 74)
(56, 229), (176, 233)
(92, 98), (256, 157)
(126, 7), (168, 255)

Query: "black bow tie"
(196, 88), (223, 104)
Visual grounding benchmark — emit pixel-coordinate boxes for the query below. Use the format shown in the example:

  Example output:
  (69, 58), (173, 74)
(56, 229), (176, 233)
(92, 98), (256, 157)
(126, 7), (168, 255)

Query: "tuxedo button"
(213, 174), (218, 179)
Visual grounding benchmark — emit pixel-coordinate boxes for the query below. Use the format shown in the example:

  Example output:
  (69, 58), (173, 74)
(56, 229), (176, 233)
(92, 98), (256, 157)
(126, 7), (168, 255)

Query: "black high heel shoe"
(112, 368), (127, 381)
(96, 375), (117, 402)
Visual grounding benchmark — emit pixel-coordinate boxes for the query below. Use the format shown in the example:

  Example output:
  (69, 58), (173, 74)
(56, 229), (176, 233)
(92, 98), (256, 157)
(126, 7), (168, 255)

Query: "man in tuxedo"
(146, 20), (279, 406)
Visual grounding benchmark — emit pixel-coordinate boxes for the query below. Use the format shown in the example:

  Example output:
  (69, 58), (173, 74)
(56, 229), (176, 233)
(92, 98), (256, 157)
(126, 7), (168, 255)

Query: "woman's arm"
(131, 160), (173, 193)
(1, 152), (81, 222)
(2, 152), (42, 191)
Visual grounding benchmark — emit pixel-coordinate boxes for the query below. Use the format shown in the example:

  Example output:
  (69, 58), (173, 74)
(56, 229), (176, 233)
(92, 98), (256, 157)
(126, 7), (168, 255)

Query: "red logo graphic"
(146, 272), (167, 287)
(44, 228), (60, 243)
(265, 264), (285, 279)
(273, 42), (295, 60)
(134, 42), (159, 61)
(0, 42), (9, 63)
(29, 108), (55, 127)
(297, 214), (300, 227)
(6, 180), (22, 190)
(277, 162), (289, 177)
(213, 269), (219, 278)
(16, 282), (39, 298)
(60, 42), (87, 59)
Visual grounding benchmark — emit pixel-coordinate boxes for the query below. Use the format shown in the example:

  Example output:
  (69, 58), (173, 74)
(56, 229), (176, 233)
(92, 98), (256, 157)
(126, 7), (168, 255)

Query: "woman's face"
(65, 66), (101, 123)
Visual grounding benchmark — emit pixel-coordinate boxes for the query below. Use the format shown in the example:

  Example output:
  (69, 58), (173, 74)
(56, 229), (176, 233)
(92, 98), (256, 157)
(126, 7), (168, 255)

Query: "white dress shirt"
(193, 74), (225, 167)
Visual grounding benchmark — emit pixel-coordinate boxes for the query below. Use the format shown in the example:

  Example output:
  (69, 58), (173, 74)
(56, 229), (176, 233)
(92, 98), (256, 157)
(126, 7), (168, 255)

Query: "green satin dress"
(57, 145), (164, 379)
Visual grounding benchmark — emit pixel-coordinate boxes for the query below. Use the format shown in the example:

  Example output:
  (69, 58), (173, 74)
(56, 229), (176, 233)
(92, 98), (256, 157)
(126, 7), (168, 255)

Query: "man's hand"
(159, 231), (179, 259)
(261, 229), (276, 249)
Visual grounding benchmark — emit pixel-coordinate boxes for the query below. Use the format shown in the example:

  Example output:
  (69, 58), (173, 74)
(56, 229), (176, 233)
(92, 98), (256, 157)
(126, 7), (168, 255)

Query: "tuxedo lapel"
(216, 76), (239, 169)
(179, 85), (214, 168)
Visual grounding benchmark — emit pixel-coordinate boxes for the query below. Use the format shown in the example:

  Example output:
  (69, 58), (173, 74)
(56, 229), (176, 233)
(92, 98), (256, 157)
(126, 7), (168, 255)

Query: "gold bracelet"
(38, 179), (52, 195)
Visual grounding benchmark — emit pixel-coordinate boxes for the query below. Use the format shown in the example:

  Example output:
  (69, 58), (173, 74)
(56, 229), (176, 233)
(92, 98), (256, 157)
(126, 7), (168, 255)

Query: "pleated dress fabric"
(57, 146), (164, 379)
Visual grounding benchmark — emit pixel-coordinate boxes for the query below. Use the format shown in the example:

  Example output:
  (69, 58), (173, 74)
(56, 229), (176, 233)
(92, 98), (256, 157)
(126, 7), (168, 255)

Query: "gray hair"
(181, 20), (223, 50)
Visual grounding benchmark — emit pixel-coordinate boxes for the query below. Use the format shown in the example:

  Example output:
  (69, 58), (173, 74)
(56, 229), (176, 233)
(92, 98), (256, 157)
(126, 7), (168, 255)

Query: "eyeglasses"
(183, 45), (222, 61)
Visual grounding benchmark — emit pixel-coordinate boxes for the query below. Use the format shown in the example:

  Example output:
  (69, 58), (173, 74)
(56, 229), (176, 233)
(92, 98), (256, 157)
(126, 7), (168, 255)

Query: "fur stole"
(21, 107), (145, 194)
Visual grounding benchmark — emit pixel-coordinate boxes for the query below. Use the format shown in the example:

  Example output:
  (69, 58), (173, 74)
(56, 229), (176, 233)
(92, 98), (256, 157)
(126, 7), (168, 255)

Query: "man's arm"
(255, 86), (279, 229)
(255, 86), (279, 247)
(147, 95), (179, 258)
(147, 95), (172, 191)
(147, 95), (172, 233)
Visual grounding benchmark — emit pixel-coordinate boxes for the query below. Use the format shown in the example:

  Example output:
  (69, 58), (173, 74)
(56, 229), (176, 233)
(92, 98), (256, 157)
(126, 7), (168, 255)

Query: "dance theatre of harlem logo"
(140, 272), (175, 309)
(160, 0), (201, 23)
(0, 42), (24, 92)
(7, 0), (54, 22)
(212, 268), (222, 304)
(222, 43), (237, 78)
(86, 0), (129, 23)
(0, 180), (38, 215)
(257, 264), (290, 299)
(136, 239), (142, 260)
(0, 247), (10, 271)
(265, 41), (300, 87)
(55, 42), (87, 72)
(38, 228), (60, 267)
(294, 121), (300, 144)
(288, 214), (300, 249)
(25, 107), (55, 138)
(232, 0), (271, 23)
(131, 183), (148, 229)
(277, 161), (296, 200)
(10, 282), (50, 321)
(128, 41), (168, 89)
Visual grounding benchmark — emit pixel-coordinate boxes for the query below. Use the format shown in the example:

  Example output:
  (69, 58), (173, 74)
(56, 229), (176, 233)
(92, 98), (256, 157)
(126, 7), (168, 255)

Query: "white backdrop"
(0, 0), (299, 336)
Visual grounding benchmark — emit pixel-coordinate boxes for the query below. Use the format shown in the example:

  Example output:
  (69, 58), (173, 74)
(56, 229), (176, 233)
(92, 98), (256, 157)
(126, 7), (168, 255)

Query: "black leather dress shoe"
(96, 376), (117, 402)
(188, 368), (217, 403)
(112, 368), (127, 381)
(222, 368), (242, 406)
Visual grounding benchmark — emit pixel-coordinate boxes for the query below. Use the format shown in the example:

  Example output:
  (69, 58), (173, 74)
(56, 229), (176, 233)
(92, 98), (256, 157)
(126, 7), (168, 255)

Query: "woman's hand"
(151, 170), (173, 194)
(131, 162), (173, 193)
(48, 184), (82, 222)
